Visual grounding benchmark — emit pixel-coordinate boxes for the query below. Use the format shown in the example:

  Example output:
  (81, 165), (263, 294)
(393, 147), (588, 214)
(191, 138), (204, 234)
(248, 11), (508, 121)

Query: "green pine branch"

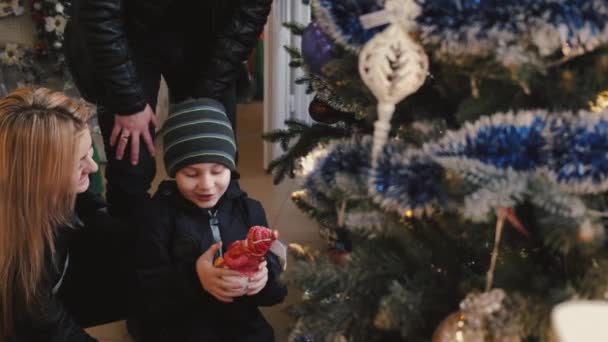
(285, 232), (426, 342)
(284, 45), (302, 60)
(262, 119), (351, 184)
(282, 21), (307, 36)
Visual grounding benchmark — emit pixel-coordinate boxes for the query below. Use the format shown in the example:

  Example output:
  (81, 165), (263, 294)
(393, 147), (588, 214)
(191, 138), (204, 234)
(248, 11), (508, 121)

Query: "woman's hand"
(195, 242), (248, 302)
(246, 261), (269, 296)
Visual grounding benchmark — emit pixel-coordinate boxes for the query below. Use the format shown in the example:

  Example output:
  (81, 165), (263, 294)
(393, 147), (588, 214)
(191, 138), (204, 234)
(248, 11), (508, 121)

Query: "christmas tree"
(264, 0), (608, 341)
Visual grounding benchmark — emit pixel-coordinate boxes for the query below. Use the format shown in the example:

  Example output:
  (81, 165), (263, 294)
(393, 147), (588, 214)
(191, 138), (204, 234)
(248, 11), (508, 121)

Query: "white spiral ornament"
(358, 23), (429, 164)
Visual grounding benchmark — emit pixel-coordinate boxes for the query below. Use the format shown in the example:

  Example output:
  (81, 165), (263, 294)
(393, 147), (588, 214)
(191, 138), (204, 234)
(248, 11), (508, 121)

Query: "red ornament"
(328, 248), (350, 266)
(214, 226), (279, 275)
(308, 97), (352, 124)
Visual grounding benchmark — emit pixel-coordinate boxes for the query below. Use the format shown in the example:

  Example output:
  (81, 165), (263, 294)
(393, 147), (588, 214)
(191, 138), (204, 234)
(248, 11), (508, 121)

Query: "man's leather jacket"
(65, 0), (272, 116)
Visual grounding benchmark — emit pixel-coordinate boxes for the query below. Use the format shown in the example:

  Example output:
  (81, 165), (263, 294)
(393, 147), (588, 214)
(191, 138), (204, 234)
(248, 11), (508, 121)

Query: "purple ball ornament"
(301, 22), (336, 75)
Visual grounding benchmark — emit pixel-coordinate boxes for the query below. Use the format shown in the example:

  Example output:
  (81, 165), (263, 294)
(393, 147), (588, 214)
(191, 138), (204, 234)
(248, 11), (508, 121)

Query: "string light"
(589, 90), (608, 112)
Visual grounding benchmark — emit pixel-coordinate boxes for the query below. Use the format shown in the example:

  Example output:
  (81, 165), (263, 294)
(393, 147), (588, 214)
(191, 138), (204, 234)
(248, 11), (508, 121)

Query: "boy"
(134, 98), (287, 341)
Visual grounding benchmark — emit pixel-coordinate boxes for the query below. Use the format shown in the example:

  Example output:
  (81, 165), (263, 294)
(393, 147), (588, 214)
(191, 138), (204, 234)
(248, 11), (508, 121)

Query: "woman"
(0, 87), (133, 341)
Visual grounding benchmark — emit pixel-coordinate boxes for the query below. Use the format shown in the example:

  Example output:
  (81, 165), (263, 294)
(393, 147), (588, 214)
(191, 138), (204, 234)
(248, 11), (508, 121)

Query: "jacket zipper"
(208, 209), (223, 260)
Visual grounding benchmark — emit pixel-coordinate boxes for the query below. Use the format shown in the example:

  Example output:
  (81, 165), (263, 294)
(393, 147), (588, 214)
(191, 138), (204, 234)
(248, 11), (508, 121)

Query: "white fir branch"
(345, 209), (390, 233)
(462, 173), (527, 222)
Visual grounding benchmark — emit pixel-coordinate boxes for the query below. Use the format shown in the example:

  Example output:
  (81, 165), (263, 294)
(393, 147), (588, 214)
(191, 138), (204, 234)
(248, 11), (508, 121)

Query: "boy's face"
(175, 163), (231, 209)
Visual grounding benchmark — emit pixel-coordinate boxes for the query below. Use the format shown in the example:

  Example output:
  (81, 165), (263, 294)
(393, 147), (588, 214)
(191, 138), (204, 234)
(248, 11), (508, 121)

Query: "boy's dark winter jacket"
(65, 0), (272, 116)
(134, 180), (287, 342)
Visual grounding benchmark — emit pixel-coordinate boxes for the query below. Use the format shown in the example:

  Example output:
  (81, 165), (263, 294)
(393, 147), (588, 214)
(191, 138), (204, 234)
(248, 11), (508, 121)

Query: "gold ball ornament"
(432, 311), (486, 342)
(434, 289), (522, 342)
(433, 311), (522, 342)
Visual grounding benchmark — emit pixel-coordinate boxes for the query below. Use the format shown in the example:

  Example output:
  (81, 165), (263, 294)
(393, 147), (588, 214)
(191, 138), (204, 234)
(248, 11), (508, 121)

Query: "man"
(65, 0), (272, 219)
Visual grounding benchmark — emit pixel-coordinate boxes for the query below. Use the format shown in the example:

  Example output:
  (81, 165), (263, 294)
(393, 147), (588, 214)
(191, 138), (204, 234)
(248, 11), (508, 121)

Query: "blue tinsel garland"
(312, 0), (608, 67)
(431, 114), (548, 171)
(318, 138), (372, 188)
(419, 0), (608, 62)
(546, 114), (608, 192)
(301, 109), (608, 221)
(427, 110), (608, 194)
(372, 140), (445, 215)
(300, 137), (373, 209)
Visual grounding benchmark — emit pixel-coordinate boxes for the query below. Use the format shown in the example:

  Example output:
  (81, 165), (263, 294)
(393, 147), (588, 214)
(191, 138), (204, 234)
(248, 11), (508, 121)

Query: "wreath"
(30, 0), (70, 69)
(0, 0), (70, 93)
(0, 0), (24, 17)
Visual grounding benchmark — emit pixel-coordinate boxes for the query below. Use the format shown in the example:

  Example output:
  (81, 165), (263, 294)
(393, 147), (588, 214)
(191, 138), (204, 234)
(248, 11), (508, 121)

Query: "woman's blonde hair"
(0, 87), (93, 337)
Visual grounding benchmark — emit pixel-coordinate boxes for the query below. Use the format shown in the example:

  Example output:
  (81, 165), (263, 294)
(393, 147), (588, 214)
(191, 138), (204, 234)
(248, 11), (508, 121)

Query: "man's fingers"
(142, 129), (156, 157)
(110, 125), (121, 147)
(130, 132), (140, 165)
(151, 113), (159, 128)
(115, 130), (129, 160)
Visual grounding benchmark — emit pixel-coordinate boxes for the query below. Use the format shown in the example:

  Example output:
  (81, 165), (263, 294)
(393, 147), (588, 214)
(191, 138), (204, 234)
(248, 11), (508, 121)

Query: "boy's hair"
(162, 98), (236, 177)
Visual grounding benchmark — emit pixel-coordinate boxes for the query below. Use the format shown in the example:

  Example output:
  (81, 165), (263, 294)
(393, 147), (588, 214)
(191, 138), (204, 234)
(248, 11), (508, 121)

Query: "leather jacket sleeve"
(73, 0), (147, 115)
(196, 0), (273, 99)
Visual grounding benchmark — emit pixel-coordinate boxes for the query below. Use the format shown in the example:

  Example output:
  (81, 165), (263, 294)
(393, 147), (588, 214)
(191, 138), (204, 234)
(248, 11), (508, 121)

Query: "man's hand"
(196, 242), (248, 303)
(110, 104), (158, 165)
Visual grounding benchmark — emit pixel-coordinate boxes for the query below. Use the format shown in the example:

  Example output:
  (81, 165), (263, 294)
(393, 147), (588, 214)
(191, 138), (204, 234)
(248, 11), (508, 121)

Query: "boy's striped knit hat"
(162, 98), (236, 177)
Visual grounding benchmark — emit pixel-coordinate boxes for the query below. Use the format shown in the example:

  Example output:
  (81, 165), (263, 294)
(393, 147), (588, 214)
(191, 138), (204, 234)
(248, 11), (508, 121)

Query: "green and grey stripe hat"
(162, 98), (236, 177)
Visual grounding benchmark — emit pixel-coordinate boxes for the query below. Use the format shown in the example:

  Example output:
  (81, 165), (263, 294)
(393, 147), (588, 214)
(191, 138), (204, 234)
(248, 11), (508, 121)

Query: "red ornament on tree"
(308, 97), (352, 124)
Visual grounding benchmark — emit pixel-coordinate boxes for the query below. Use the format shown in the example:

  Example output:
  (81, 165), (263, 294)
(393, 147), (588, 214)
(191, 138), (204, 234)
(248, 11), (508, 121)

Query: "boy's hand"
(196, 242), (248, 302)
(246, 261), (269, 296)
